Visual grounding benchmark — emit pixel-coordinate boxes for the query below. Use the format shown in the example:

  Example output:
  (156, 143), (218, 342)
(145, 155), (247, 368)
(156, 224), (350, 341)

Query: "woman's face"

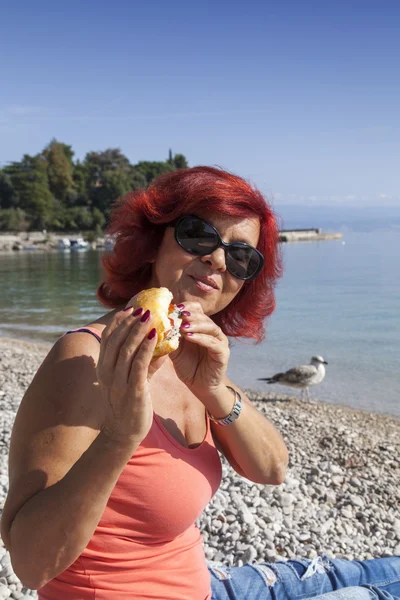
(149, 211), (260, 316)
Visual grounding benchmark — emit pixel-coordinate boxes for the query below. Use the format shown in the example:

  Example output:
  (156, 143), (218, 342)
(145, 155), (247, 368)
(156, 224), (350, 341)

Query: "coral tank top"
(38, 327), (222, 600)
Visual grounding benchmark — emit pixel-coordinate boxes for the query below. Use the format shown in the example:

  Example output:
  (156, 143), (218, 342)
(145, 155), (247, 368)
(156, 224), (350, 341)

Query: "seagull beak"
(323, 361), (328, 365)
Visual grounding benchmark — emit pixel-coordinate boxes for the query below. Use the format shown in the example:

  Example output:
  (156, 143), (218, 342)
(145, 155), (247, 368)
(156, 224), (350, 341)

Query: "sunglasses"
(172, 215), (264, 281)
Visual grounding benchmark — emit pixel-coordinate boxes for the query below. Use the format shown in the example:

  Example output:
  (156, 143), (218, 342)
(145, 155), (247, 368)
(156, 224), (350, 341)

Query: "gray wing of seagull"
(259, 365), (319, 387)
(274, 365), (318, 386)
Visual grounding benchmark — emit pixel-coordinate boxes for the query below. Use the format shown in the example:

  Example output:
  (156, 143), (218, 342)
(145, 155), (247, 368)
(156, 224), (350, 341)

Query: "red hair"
(97, 166), (283, 342)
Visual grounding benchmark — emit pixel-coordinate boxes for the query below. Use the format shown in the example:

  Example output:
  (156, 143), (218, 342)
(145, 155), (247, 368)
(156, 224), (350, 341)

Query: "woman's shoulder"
(19, 313), (113, 430)
(60, 308), (120, 348)
(84, 308), (121, 335)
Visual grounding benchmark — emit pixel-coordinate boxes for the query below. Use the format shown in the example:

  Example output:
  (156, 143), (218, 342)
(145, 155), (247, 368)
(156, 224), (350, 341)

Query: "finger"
(127, 327), (159, 390)
(98, 308), (145, 383)
(180, 331), (229, 358)
(97, 307), (135, 373)
(148, 355), (168, 380)
(101, 306), (134, 346)
(112, 311), (153, 385)
(181, 318), (225, 340)
(176, 301), (203, 317)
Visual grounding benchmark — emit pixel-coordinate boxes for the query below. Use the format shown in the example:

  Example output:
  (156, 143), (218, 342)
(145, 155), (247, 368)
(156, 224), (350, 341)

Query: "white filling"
(165, 308), (182, 341)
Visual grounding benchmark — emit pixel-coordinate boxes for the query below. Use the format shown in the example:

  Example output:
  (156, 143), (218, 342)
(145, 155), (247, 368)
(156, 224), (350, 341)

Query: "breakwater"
(279, 229), (343, 242)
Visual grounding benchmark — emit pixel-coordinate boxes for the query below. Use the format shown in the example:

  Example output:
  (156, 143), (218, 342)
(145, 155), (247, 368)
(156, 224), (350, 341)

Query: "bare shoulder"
(1, 330), (106, 546)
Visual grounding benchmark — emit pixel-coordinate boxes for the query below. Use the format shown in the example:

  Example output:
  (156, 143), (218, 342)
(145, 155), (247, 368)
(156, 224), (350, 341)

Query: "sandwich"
(126, 287), (182, 358)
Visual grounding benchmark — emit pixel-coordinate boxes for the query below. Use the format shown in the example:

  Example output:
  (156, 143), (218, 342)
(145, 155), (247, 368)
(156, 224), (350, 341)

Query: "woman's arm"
(170, 302), (288, 485)
(1, 333), (137, 589)
(5, 431), (138, 589)
(208, 379), (288, 485)
(2, 307), (162, 589)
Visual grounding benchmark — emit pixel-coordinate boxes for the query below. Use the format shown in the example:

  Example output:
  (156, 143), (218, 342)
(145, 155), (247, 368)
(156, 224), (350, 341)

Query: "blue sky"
(1, 0), (399, 206)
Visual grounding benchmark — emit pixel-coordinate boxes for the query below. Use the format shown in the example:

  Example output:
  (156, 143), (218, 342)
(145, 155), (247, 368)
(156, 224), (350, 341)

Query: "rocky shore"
(0, 232), (108, 253)
(0, 336), (399, 598)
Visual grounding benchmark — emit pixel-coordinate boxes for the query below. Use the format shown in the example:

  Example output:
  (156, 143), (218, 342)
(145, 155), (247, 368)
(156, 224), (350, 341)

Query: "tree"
(130, 167), (147, 191)
(135, 160), (175, 185)
(84, 148), (133, 213)
(5, 155), (54, 230)
(173, 154), (188, 169)
(0, 142), (189, 232)
(0, 170), (17, 209)
(42, 140), (75, 204)
(0, 208), (27, 231)
(92, 207), (106, 229)
(72, 160), (90, 206)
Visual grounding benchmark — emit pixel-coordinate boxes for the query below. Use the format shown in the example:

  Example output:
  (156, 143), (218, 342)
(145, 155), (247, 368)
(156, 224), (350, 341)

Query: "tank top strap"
(64, 326), (102, 343)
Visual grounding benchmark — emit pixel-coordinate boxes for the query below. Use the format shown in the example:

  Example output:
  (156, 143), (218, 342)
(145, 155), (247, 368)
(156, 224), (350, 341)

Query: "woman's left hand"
(170, 302), (230, 400)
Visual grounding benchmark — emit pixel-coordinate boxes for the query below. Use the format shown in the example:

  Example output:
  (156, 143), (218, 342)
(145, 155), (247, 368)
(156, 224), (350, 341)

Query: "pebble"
(325, 491), (337, 504)
(0, 339), (399, 598)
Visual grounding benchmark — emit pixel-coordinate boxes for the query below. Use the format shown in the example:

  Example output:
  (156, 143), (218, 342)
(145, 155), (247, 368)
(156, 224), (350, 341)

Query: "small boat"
(70, 237), (89, 250)
(57, 238), (71, 250)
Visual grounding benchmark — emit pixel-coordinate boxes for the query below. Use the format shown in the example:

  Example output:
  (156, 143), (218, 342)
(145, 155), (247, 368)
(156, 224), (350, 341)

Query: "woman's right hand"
(96, 306), (165, 448)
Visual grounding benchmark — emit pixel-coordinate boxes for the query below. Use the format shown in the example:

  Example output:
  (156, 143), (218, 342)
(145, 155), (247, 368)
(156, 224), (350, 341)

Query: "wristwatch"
(207, 386), (243, 427)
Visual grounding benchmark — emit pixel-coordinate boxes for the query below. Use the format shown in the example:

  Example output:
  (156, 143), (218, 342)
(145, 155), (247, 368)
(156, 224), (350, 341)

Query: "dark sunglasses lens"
(176, 216), (262, 280)
(177, 217), (218, 255)
(226, 245), (262, 280)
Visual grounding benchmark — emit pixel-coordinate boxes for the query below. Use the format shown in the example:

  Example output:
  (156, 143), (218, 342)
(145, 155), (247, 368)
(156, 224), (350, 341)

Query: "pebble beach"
(0, 336), (399, 599)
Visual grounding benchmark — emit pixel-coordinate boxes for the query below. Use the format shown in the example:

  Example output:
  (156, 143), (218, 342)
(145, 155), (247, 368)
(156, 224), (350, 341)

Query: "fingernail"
(123, 306), (133, 312)
(133, 307), (143, 316)
(141, 310), (151, 323)
(182, 322), (191, 329)
(181, 311), (191, 317)
(177, 303), (185, 309)
(147, 328), (157, 340)
(186, 332), (193, 336)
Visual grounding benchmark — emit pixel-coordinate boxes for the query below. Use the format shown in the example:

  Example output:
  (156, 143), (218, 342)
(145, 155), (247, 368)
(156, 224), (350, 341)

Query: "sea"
(0, 230), (399, 417)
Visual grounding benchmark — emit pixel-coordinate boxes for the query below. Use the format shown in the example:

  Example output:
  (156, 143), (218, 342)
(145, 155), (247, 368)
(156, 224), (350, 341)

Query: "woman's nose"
(200, 247), (227, 272)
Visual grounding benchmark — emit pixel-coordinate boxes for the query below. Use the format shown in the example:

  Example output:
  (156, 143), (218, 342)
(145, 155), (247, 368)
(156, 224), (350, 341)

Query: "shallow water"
(0, 232), (399, 416)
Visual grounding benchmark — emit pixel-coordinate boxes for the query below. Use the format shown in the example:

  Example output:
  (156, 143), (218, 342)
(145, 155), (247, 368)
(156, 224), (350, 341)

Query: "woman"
(1, 166), (399, 600)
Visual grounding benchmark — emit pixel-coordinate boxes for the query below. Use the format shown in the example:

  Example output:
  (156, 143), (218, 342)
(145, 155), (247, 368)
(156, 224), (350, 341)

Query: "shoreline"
(0, 336), (399, 597)
(0, 229), (343, 253)
(0, 335), (398, 422)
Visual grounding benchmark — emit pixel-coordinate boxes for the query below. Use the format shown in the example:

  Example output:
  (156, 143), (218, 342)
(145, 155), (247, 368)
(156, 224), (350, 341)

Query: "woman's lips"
(190, 275), (219, 292)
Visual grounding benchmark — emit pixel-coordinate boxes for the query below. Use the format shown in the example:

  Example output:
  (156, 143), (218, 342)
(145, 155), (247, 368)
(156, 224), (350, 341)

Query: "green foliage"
(0, 143), (189, 232)
(85, 148), (145, 213)
(173, 154), (188, 169)
(135, 160), (175, 185)
(0, 171), (17, 209)
(72, 160), (90, 206)
(5, 155), (54, 229)
(42, 139), (75, 203)
(130, 167), (148, 191)
(0, 208), (28, 231)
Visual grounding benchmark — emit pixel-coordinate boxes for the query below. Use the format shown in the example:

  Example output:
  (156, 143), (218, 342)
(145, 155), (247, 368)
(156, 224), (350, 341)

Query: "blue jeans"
(208, 555), (400, 600)
(312, 586), (400, 600)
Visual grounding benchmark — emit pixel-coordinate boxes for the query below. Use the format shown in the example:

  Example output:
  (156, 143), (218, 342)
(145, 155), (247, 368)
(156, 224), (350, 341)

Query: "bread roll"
(126, 287), (182, 358)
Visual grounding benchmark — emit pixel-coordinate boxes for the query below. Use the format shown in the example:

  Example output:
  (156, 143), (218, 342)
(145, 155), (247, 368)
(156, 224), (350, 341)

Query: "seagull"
(258, 356), (328, 400)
